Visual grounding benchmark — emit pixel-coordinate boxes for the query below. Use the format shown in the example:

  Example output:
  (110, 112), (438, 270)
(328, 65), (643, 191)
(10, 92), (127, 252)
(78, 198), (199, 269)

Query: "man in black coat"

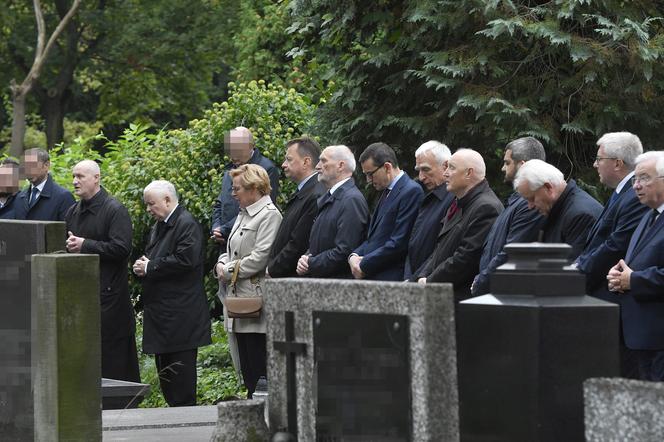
(576, 132), (649, 297)
(416, 149), (504, 300)
(133, 180), (212, 407)
(65, 160), (140, 383)
(404, 141), (454, 280)
(297, 145), (369, 278)
(471, 137), (546, 296)
(514, 159), (603, 259)
(211, 127), (279, 247)
(267, 137), (325, 277)
(14, 148), (75, 221)
(0, 158), (20, 219)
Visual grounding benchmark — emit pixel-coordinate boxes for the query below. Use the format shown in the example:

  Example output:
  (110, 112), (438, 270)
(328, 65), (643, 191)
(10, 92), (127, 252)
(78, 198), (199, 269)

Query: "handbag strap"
(230, 258), (242, 287)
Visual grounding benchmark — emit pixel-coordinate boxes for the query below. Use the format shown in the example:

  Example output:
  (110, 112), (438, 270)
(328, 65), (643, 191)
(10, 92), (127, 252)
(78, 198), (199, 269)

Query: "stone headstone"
(264, 278), (458, 441)
(457, 243), (619, 442)
(0, 220), (65, 440)
(102, 378), (151, 410)
(210, 400), (269, 442)
(32, 254), (101, 442)
(585, 378), (664, 442)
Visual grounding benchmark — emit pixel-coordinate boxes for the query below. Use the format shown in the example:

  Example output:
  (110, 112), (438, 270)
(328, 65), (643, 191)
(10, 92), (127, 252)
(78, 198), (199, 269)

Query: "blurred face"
(517, 182), (556, 215)
(443, 154), (469, 197)
(143, 191), (172, 221)
(633, 160), (664, 209)
(282, 143), (309, 183)
(593, 145), (620, 188)
(0, 165), (19, 194)
(502, 149), (519, 183)
(72, 164), (100, 200)
(316, 149), (342, 187)
(361, 158), (389, 191)
(415, 152), (447, 191)
(225, 130), (254, 166)
(23, 154), (49, 185)
(231, 175), (261, 209)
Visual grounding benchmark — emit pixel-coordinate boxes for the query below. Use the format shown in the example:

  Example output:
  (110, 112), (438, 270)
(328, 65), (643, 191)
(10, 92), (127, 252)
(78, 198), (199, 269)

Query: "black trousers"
(102, 334), (141, 383)
(625, 348), (664, 381)
(236, 333), (267, 398)
(154, 349), (198, 407)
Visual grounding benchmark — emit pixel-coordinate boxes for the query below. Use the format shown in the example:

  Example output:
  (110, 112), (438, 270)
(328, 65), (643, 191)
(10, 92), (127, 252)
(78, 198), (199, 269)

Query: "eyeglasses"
(631, 175), (664, 185)
(594, 156), (618, 163)
(363, 164), (385, 179)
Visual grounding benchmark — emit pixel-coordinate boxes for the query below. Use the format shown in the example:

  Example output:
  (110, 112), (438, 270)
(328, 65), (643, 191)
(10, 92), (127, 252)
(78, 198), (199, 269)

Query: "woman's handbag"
(225, 258), (263, 319)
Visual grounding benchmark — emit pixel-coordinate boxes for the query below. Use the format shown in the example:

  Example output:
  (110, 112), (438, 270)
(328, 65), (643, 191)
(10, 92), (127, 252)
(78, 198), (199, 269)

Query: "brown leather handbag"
(225, 258), (263, 319)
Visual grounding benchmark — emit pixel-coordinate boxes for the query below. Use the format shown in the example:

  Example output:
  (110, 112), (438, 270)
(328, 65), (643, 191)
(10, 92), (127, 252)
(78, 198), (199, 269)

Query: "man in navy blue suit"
(576, 132), (648, 296)
(607, 151), (664, 381)
(14, 148), (75, 221)
(349, 142), (423, 281)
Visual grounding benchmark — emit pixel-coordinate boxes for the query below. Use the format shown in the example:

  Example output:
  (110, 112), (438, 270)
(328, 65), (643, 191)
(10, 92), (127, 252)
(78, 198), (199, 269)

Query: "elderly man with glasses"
(606, 151), (664, 381)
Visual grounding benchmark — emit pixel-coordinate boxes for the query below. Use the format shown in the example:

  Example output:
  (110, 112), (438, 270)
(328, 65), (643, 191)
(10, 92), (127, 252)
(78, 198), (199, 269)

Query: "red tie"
(446, 199), (459, 220)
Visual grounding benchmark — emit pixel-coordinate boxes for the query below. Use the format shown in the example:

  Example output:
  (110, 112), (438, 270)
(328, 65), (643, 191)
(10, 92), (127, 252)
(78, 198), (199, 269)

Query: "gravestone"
(0, 220), (65, 440)
(584, 377), (664, 442)
(32, 254), (101, 441)
(457, 243), (619, 442)
(264, 278), (458, 441)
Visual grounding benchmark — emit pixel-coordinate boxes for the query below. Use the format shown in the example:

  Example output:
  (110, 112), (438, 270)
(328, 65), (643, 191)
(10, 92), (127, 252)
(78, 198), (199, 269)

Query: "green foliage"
(289, 0), (664, 186)
(138, 320), (244, 408)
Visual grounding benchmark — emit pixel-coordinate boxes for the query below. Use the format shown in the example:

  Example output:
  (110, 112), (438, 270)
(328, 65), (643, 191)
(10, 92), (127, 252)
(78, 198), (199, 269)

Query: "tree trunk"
(10, 86), (29, 158)
(41, 89), (69, 149)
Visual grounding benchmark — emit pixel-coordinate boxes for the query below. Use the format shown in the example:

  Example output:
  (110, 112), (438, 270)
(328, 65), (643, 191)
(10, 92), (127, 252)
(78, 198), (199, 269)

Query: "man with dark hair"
(14, 148), (75, 221)
(267, 137), (325, 277)
(65, 160), (140, 383)
(471, 137), (546, 295)
(0, 158), (20, 219)
(577, 132), (648, 296)
(349, 142), (423, 281)
(211, 127), (279, 246)
(297, 145), (369, 278)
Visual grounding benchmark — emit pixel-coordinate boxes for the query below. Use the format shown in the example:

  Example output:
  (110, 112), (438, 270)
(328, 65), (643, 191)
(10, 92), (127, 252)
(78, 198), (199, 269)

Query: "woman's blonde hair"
(229, 164), (272, 196)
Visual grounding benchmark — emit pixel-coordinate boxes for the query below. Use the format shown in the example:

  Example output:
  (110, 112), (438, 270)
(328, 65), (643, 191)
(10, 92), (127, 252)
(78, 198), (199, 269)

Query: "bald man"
(211, 126), (280, 246)
(415, 149), (504, 300)
(65, 160), (140, 383)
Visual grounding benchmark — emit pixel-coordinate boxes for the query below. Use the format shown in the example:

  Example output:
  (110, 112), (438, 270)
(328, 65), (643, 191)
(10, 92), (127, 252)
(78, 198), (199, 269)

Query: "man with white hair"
(297, 145), (369, 278)
(65, 160), (140, 383)
(576, 132), (649, 296)
(471, 137), (546, 295)
(606, 151), (664, 381)
(211, 126), (279, 246)
(403, 140), (454, 280)
(133, 180), (211, 406)
(514, 160), (602, 259)
(415, 148), (504, 300)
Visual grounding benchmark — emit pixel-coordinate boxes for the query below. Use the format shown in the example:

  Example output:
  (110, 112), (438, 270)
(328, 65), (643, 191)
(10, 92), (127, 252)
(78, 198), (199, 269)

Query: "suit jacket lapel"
(627, 211), (663, 262)
(439, 208), (463, 238)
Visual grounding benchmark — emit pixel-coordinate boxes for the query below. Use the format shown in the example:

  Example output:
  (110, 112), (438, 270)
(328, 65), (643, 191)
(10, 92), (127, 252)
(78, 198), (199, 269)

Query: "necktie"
(607, 191), (619, 207)
(446, 199), (459, 220)
(29, 186), (40, 207)
(648, 209), (659, 228)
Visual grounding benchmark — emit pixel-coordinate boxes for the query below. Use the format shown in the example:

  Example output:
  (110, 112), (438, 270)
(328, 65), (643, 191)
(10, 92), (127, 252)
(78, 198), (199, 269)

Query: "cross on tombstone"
(272, 311), (306, 440)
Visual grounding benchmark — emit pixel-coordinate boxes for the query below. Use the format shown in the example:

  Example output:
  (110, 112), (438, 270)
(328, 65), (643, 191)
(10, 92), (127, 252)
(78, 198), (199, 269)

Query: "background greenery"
(5, 0), (664, 404)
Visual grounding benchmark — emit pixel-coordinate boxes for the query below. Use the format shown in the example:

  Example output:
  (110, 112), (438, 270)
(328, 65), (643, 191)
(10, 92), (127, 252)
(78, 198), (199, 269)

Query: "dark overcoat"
(65, 187), (135, 342)
(0, 193), (18, 219)
(417, 180), (504, 299)
(14, 174), (75, 221)
(141, 205), (212, 354)
(540, 179), (603, 260)
(307, 178), (369, 278)
(267, 174), (326, 277)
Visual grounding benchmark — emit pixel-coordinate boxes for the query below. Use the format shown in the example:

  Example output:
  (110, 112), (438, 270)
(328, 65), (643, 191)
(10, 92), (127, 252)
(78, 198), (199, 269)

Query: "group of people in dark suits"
(5, 127), (664, 406)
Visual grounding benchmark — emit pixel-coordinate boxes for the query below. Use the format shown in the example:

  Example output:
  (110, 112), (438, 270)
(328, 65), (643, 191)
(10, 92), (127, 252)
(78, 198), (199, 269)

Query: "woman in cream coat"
(215, 164), (282, 397)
